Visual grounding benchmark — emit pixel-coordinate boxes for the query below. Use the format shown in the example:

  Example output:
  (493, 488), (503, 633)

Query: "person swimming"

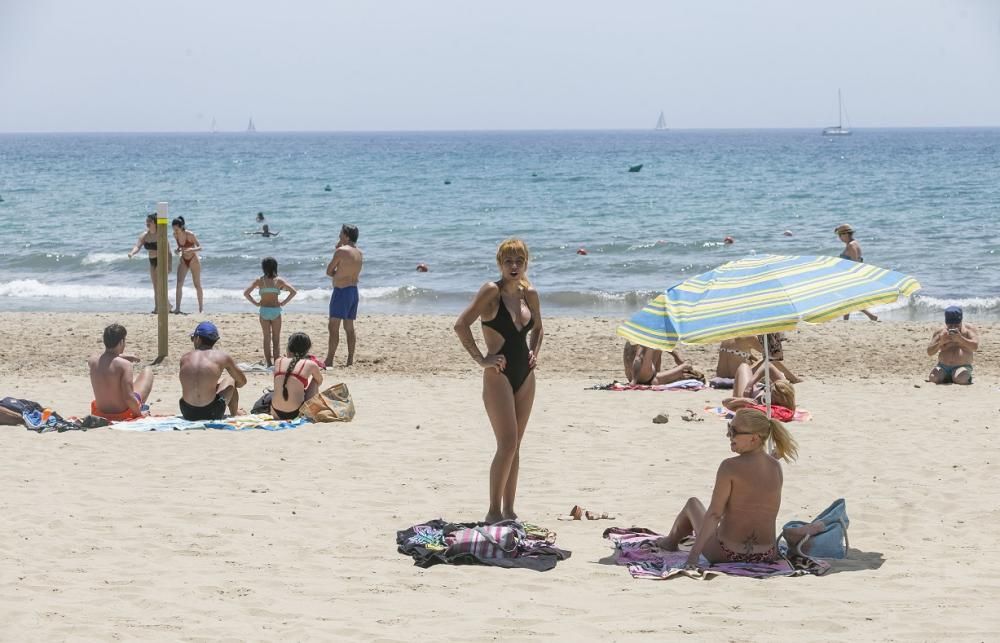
(246, 224), (279, 238)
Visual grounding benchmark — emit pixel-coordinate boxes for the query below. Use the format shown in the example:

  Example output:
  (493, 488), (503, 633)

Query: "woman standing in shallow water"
(455, 239), (543, 524)
(127, 213), (171, 313)
(172, 216), (204, 314)
(836, 223), (878, 322)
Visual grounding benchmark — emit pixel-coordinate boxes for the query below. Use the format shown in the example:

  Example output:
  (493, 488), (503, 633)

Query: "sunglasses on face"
(726, 421), (754, 439)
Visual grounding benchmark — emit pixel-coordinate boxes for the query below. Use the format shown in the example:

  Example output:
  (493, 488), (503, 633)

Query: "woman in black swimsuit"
(127, 213), (171, 313)
(455, 238), (543, 524)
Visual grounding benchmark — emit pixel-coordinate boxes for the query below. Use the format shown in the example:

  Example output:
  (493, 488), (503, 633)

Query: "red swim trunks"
(90, 393), (144, 421)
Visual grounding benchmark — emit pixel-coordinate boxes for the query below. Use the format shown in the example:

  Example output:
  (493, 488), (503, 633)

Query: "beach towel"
(704, 406), (813, 422)
(587, 379), (706, 392)
(603, 527), (829, 580)
(108, 413), (310, 432)
(397, 519), (570, 571)
(709, 377), (735, 389)
(237, 362), (274, 373)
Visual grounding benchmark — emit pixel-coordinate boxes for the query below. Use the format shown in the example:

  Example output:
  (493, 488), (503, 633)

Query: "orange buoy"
(416, 263), (429, 272)
(576, 248), (588, 255)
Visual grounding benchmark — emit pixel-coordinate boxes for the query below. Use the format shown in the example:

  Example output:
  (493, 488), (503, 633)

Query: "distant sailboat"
(247, 117), (257, 133)
(654, 111), (668, 131)
(210, 117), (217, 133)
(822, 90), (851, 136)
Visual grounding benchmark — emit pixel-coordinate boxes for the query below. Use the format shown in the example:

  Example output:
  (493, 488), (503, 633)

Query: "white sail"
(211, 117), (217, 133)
(822, 90), (851, 136)
(247, 118), (257, 133)
(655, 111), (668, 131)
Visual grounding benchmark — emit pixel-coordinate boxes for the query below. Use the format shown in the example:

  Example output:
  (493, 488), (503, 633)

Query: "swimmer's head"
(171, 216), (186, 230)
(262, 256), (278, 279)
(835, 223), (854, 239)
(262, 224), (270, 233)
(256, 211), (265, 221)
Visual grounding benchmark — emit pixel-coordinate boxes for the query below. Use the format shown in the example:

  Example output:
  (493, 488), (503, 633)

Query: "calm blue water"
(1, 129), (998, 318)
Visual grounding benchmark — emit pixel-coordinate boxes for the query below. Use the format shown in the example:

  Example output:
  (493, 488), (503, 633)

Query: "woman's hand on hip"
(528, 350), (537, 369)
(481, 354), (506, 372)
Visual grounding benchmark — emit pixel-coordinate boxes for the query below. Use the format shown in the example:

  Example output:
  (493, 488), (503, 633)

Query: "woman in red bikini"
(172, 216), (204, 314)
(655, 407), (798, 567)
(270, 333), (323, 420)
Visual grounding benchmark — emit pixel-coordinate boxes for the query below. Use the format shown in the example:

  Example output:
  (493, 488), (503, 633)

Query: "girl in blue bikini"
(243, 257), (298, 366)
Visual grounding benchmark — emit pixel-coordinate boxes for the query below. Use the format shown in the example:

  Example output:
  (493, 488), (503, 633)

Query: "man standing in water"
(326, 224), (363, 367)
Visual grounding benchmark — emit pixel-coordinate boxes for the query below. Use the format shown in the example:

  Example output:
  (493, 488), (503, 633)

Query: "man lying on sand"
(624, 342), (701, 386)
(178, 322), (247, 420)
(927, 306), (978, 385)
(87, 323), (154, 420)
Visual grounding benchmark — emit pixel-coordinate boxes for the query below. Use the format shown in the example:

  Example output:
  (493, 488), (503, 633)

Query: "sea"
(1, 129), (998, 320)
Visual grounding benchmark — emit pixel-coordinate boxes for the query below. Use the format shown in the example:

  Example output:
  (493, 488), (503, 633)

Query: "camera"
(948, 328), (958, 335)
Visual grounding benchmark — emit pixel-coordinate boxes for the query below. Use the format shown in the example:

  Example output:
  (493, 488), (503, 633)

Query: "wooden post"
(155, 201), (170, 360)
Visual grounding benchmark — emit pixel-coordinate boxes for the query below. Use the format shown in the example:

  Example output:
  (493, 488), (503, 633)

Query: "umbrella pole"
(763, 334), (772, 419)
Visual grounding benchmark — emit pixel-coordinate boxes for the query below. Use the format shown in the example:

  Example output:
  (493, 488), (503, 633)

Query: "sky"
(2, 0), (999, 132)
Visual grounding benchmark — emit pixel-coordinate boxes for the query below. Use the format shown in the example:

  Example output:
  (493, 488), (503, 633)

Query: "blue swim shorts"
(329, 286), (359, 320)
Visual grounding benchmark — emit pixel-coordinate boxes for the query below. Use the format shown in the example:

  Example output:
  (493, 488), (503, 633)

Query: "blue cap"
(191, 321), (220, 341)
(944, 306), (963, 324)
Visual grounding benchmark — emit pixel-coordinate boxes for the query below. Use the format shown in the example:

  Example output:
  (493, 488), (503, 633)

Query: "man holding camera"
(927, 306), (978, 385)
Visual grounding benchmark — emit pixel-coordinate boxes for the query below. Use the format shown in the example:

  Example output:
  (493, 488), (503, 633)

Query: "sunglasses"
(726, 421), (755, 439)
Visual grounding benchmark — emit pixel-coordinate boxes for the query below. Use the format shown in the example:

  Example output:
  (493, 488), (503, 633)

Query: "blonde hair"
(771, 380), (796, 411)
(735, 408), (798, 462)
(496, 238), (531, 290)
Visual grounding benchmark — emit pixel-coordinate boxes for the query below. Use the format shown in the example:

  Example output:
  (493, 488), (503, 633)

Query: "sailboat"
(247, 117), (257, 133)
(822, 90), (851, 136)
(654, 111), (668, 131)
(210, 117), (217, 133)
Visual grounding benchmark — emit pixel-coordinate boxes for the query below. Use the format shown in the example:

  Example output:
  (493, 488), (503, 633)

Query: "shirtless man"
(325, 224), (363, 367)
(927, 306), (978, 385)
(87, 323), (154, 420)
(625, 342), (696, 385)
(178, 322), (247, 420)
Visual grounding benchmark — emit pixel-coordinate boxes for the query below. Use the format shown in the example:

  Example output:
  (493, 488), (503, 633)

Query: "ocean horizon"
(1, 128), (997, 320)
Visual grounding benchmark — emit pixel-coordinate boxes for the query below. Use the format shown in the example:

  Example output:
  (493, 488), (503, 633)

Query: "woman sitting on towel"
(270, 332), (323, 421)
(722, 362), (796, 422)
(656, 408), (798, 566)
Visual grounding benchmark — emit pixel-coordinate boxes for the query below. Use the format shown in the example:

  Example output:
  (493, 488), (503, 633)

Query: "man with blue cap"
(178, 321), (247, 419)
(926, 306), (979, 385)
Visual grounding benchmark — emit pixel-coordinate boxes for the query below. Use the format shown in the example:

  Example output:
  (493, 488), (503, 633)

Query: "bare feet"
(501, 510), (518, 522)
(484, 511), (503, 525)
(346, 356), (354, 367)
(323, 356), (334, 367)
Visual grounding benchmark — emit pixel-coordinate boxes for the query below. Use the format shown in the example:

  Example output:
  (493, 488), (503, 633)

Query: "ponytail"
(768, 418), (798, 462)
(281, 332), (312, 400)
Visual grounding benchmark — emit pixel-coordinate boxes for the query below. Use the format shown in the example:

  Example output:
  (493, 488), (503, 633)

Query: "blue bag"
(780, 498), (850, 559)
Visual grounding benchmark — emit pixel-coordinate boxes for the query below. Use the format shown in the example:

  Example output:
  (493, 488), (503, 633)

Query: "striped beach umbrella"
(617, 254), (921, 351)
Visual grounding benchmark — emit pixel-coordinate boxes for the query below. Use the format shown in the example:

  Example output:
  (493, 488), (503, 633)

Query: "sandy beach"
(1, 311), (997, 640)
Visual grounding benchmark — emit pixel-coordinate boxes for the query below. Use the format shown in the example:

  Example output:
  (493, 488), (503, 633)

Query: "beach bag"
(445, 521), (525, 560)
(251, 389), (273, 415)
(781, 498), (850, 559)
(299, 383), (355, 422)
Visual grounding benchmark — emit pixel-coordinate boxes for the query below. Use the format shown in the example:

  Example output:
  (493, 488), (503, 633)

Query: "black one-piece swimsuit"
(482, 287), (534, 393)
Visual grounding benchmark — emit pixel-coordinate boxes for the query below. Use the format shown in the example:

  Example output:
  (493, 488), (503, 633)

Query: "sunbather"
(927, 306), (978, 385)
(722, 362), (796, 422)
(626, 343), (698, 385)
(87, 323), (154, 420)
(656, 408), (798, 566)
(714, 336), (762, 379)
(178, 322), (247, 420)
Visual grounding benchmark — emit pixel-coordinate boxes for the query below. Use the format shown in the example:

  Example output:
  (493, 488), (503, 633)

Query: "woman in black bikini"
(270, 332), (323, 420)
(127, 213), (171, 313)
(455, 238), (543, 524)
(655, 408), (798, 567)
(172, 216), (204, 314)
